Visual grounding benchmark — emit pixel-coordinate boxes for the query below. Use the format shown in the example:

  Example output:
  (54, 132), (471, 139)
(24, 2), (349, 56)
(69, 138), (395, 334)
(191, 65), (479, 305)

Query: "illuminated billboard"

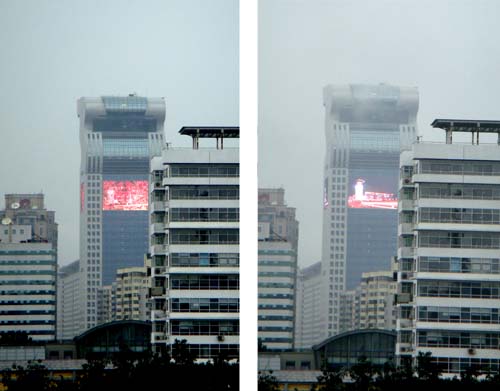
(347, 172), (397, 210)
(102, 180), (148, 211)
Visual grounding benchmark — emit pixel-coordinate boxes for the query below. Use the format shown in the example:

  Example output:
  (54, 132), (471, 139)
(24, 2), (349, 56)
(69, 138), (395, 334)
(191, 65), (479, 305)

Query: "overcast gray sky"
(258, 0), (500, 267)
(0, 0), (238, 265)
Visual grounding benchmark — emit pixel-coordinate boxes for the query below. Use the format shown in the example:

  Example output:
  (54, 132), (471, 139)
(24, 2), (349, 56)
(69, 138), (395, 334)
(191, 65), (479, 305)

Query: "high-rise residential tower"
(258, 188), (299, 351)
(396, 119), (500, 377)
(0, 194), (58, 341)
(321, 83), (418, 338)
(149, 127), (239, 360)
(77, 95), (165, 334)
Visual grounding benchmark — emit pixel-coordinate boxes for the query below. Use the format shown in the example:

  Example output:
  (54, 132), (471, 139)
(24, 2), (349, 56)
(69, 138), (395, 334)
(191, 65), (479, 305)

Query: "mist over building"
(75, 95), (165, 335)
(320, 83), (418, 339)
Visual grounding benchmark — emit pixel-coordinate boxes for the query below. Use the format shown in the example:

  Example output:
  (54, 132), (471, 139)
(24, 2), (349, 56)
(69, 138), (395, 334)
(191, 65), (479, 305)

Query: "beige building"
(113, 266), (150, 321)
(357, 271), (396, 330)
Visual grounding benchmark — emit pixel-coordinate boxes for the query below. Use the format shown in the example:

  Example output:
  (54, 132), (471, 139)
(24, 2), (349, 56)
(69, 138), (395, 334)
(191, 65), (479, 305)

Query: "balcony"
(152, 310), (167, 321)
(151, 223), (165, 234)
(398, 247), (414, 259)
(395, 293), (413, 304)
(152, 244), (167, 254)
(151, 287), (166, 297)
(399, 199), (415, 211)
(399, 223), (414, 236)
(152, 201), (166, 212)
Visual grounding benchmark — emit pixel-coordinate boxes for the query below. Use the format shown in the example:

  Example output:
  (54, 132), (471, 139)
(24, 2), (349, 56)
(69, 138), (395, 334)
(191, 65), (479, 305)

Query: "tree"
(349, 356), (375, 390)
(258, 370), (279, 391)
(416, 351), (440, 382)
(315, 366), (346, 391)
(1, 361), (55, 391)
(171, 338), (196, 365)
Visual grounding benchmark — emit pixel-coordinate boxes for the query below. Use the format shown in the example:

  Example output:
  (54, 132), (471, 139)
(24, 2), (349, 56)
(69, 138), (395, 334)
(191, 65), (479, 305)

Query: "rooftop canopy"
(179, 126), (239, 138)
(178, 126), (239, 149)
(431, 119), (500, 133)
(431, 119), (500, 144)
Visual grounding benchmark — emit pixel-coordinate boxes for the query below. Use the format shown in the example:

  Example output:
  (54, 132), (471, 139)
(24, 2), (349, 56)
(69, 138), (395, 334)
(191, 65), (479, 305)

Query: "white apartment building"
(113, 266), (150, 321)
(294, 262), (322, 349)
(258, 239), (295, 351)
(149, 127), (239, 360)
(396, 119), (500, 376)
(57, 260), (81, 340)
(358, 271), (396, 330)
(0, 224), (57, 341)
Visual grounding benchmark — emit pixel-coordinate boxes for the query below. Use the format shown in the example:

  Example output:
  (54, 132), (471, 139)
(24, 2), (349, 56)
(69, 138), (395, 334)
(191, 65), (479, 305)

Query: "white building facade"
(149, 127), (239, 360)
(258, 240), (296, 351)
(0, 229), (57, 341)
(396, 119), (500, 376)
(57, 260), (81, 340)
(294, 261), (322, 349)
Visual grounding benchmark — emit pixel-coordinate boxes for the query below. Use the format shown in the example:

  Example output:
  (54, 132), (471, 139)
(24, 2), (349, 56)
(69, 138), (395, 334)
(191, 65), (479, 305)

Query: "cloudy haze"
(258, 0), (500, 267)
(0, 0), (239, 265)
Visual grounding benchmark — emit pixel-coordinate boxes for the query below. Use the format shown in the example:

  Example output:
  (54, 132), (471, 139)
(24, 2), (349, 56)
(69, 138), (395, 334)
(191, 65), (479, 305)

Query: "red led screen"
(102, 180), (148, 211)
(347, 178), (397, 210)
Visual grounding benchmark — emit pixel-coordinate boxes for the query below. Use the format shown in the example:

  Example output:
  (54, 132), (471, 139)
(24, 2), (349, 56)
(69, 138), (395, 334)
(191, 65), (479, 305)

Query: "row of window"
(171, 320), (239, 335)
(182, 344), (238, 359)
(0, 300), (55, 305)
(418, 256), (500, 274)
(170, 275), (239, 290)
(418, 280), (500, 299)
(419, 183), (500, 200)
(170, 186), (239, 200)
(419, 160), (500, 176)
(170, 208), (239, 222)
(431, 357), (500, 374)
(419, 231), (500, 249)
(0, 270), (55, 275)
(0, 310), (54, 315)
(418, 306), (500, 324)
(0, 261), (55, 266)
(170, 229), (239, 245)
(169, 165), (239, 178)
(419, 207), (500, 225)
(0, 281), (55, 286)
(169, 253), (239, 267)
(417, 331), (500, 350)
(170, 298), (239, 313)
(0, 290), (55, 295)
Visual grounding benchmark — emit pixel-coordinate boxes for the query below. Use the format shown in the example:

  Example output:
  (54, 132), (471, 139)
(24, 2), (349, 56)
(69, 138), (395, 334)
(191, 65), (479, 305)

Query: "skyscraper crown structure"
(76, 95), (165, 334)
(321, 83), (419, 339)
(396, 119), (500, 377)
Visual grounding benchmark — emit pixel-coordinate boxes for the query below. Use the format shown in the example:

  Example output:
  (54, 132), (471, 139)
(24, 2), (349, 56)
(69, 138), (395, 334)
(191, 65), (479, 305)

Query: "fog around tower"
(0, 0), (239, 265)
(258, 0), (500, 267)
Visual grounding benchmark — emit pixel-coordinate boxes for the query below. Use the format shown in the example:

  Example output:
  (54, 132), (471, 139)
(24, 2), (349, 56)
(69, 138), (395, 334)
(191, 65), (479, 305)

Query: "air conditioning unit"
(404, 178), (411, 184)
(217, 335), (225, 342)
(468, 348), (476, 355)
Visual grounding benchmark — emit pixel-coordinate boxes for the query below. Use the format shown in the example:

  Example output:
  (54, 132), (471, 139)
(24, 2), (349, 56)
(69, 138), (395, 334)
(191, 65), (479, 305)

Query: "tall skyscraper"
(149, 127), (239, 360)
(321, 83), (418, 338)
(77, 95), (165, 334)
(258, 188), (299, 351)
(396, 119), (500, 376)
